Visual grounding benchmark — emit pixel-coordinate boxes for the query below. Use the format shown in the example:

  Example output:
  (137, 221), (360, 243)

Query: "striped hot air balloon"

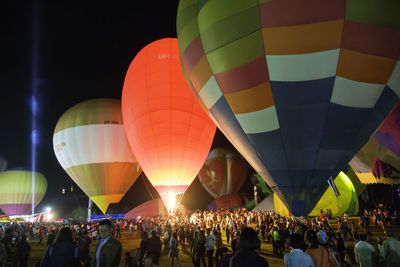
(53, 99), (142, 214)
(0, 168), (47, 216)
(177, 0), (400, 216)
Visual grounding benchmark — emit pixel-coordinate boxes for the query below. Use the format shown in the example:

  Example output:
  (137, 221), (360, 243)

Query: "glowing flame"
(167, 191), (176, 215)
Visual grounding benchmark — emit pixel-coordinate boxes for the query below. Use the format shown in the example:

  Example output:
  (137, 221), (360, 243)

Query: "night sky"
(1, 1), (253, 217)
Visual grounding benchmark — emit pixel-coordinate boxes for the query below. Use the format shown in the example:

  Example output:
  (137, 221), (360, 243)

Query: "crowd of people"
(0, 206), (399, 266)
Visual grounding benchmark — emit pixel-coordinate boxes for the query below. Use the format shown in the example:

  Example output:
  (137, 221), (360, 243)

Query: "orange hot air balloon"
(122, 38), (216, 213)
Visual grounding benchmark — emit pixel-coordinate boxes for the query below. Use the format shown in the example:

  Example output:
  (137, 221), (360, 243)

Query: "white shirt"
(284, 249), (315, 267)
(96, 236), (111, 267)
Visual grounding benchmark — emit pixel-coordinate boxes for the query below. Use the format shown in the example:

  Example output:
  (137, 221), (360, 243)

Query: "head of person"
(305, 230), (319, 249)
(151, 230), (158, 239)
(98, 220), (112, 240)
(53, 227), (73, 244)
(238, 227), (261, 250)
(290, 233), (304, 250)
(360, 234), (367, 241)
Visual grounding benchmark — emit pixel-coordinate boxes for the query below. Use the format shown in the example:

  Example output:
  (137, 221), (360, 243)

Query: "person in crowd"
(139, 231), (149, 266)
(46, 230), (56, 247)
(304, 230), (331, 267)
(270, 226), (282, 257)
(146, 230), (162, 267)
(169, 232), (180, 266)
(41, 227), (88, 267)
(381, 229), (400, 267)
(205, 228), (216, 267)
(230, 227), (269, 267)
(354, 233), (375, 267)
(15, 235), (30, 267)
(336, 232), (350, 267)
(91, 220), (122, 267)
(284, 233), (314, 267)
(192, 230), (206, 267)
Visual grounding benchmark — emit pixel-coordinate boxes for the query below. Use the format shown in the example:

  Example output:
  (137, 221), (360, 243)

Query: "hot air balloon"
(208, 193), (243, 211)
(273, 171), (358, 217)
(177, 0), (400, 216)
(0, 168), (47, 216)
(0, 156), (7, 172)
(122, 38), (216, 213)
(53, 99), (142, 214)
(350, 101), (400, 184)
(198, 148), (248, 198)
(125, 198), (189, 219)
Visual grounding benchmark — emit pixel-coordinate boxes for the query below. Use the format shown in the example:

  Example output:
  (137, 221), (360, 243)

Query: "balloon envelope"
(125, 198), (189, 219)
(122, 38), (216, 209)
(177, 0), (400, 216)
(350, 101), (400, 184)
(0, 169), (47, 216)
(208, 193), (243, 211)
(53, 99), (141, 214)
(274, 171), (358, 217)
(198, 148), (248, 198)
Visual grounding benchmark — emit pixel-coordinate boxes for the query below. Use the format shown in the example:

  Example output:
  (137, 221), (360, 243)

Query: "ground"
(27, 218), (398, 266)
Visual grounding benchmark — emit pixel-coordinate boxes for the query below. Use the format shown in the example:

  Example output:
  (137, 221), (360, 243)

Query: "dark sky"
(0, 1), (251, 217)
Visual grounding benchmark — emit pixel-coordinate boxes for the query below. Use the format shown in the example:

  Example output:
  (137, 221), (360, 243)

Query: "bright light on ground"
(167, 191), (176, 215)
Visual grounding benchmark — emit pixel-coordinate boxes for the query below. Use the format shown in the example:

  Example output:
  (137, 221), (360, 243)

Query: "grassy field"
(27, 219), (398, 267)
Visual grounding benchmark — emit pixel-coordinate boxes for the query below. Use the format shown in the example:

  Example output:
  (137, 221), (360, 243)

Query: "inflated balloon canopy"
(177, 0), (400, 216)
(0, 169), (47, 216)
(122, 38), (216, 211)
(53, 99), (142, 214)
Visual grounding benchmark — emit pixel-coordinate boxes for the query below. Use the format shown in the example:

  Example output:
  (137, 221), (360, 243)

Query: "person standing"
(381, 230), (400, 267)
(146, 230), (162, 267)
(41, 227), (88, 267)
(91, 220), (122, 267)
(205, 228), (216, 267)
(354, 234), (374, 267)
(284, 234), (314, 267)
(230, 227), (269, 267)
(15, 235), (30, 267)
(169, 232), (180, 266)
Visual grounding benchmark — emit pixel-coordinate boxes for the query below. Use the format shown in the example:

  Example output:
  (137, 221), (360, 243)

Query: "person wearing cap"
(381, 229), (400, 267)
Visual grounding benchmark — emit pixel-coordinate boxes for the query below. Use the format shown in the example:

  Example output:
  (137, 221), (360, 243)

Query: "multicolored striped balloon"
(177, 0), (400, 215)
(53, 99), (142, 214)
(0, 169), (47, 216)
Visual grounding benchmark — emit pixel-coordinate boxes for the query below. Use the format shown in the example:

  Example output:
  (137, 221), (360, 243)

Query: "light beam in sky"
(31, 0), (39, 217)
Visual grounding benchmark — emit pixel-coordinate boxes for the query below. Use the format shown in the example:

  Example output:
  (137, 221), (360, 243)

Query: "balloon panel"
(177, 0), (400, 215)
(53, 99), (141, 214)
(274, 171), (358, 217)
(122, 38), (216, 197)
(374, 102), (400, 157)
(208, 193), (243, 211)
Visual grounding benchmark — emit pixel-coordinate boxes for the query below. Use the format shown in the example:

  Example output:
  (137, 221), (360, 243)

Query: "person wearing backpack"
(40, 227), (88, 267)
